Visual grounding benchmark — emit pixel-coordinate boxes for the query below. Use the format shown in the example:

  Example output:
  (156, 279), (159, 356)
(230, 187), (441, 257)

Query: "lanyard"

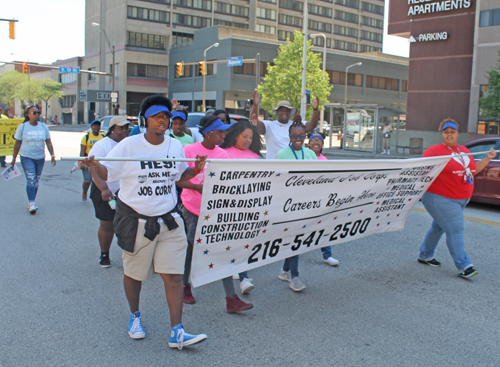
(443, 144), (473, 185)
(289, 145), (304, 160)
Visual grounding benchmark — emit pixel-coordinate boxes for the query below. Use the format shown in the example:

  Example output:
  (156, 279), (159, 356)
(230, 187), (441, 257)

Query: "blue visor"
(145, 105), (173, 119)
(442, 122), (458, 131)
(91, 119), (101, 126)
(172, 111), (187, 121)
(200, 119), (232, 135)
(309, 134), (324, 141)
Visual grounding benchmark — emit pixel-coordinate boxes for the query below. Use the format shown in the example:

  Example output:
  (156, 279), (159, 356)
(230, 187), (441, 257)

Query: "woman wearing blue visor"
(418, 118), (496, 279)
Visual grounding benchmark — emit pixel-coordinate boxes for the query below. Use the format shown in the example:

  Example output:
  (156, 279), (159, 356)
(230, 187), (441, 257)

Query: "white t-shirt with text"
(102, 134), (188, 216)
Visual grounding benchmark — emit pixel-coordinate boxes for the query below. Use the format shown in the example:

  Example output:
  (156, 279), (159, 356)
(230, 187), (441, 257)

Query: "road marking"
(412, 207), (500, 227)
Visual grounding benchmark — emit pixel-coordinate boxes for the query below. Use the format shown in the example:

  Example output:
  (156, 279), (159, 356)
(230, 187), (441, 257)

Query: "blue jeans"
(283, 255), (299, 278)
(419, 192), (473, 272)
(321, 246), (332, 259)
(20, 156), (45, 202)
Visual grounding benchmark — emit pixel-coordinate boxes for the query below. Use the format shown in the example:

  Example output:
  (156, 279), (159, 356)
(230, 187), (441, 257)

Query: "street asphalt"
(1, 133), (499, 366)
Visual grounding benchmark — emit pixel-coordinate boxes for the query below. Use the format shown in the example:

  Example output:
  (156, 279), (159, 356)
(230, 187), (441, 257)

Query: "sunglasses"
(290, 134), (306, 140)
(31, 111), (40, 115)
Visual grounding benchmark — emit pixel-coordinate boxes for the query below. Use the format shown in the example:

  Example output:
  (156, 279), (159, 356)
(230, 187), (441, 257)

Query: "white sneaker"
(29, 201), (37, 214)
(278, 269), (291, 282)
(239, 278), (255, 294)
(232, 274), (240, 280)
(324, 257), (340, 266)
(289, 277), (306, 292)
(381, 150), (386, 154)
(387, 150), (390, 155)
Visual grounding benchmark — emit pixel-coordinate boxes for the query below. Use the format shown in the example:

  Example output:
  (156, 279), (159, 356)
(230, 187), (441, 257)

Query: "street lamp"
(310, 34), (326, 133)
(343, 62), (362, 149)
(202, 42), (219, 112)
(92, 22), (116, 115)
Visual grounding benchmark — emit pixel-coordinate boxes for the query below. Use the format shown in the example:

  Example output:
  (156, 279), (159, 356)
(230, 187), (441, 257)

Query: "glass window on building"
(279, 0), (304, 12)
(214, 19), (249, 28)
(59, 73), (77, 85)
(361, 1), (384, 15)
(256, 24), (276, 34)
(334, 25), (358, 38)
(335, 0), (359, 9)
(259, 0), (277, 3)
(127, 31), (166, 50)
(278, 13), (303, 27)
(335, 10), (359, 24)
(174, 0), (212, 11)
(308, 3), (332, 17)
(256, 7), (277, 20)
(366, 75), (399, 90)
(127, 63), (168, 79)
(88, 67), (96, 81)
(278, 30), (295, 41)
(326, 70), (362, 86)
(479, 8), (500, 27)
(172, 32), (194, 47)
(233, 63), (256, 75)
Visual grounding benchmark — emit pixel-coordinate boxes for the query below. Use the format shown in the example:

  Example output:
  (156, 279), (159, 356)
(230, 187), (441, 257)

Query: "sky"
(1, 0), (408, 65)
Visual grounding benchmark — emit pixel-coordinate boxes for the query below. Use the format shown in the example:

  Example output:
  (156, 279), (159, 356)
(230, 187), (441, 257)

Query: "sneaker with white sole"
(28, 201), (37, 214)
(458, 267), (477, 279)
(289, 277), (306, 292)
(239, 278), (254, 294)
(278, 269), (291, 282)
(128, 311), (145, 339)
(168, 324), (207, 350)
(324, 257), (339, 266)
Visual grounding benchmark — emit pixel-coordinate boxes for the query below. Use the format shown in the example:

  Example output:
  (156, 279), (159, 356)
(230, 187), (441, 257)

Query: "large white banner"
(191, 156), (450, 287)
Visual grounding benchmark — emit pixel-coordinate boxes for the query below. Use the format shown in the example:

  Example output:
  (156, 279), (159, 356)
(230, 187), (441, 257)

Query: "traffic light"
(22, 62), (28, 74)
(9, 21), (15, 39)
(176, 62), (183, 76)
(199, 61), (206, 76)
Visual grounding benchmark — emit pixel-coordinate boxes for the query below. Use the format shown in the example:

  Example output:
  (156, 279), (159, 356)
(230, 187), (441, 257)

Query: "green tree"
(479, 49), (500, 119)
(0, 71), (27, 108)
(257, 31), (332, 120)
(15, 79), (64, 118)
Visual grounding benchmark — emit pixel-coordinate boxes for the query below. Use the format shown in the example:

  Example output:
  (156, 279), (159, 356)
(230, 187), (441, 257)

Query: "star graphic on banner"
(387, 222), (391, 225)
(376, 216), (380, 219)
(208, 263), (214, 269)
(203, 250), (209, 255)
(284, 228), (288, 232)
(377, 202), (380, 205)
(348, 213), (351, 217)
(408, 198), (412, 201)
(377, 223), (380, 227)
(264, 211), (269, 216)
(209, 172), (215, 177)
(421, 185), (425, 188)
(244, 244), (249, 249)
(397, 214), (400, 217)
(317, 220), (322, 224)
(276, 173), (281, 177)
(334, 216), (337, 220)
(196, 238), (202, 244)
(230, 259), (236, 264)
(226, 246), (231, 251)
(263, 229), (267, 233)
(360, 210), (363, 214)
(387, 214), (390, 217)
(204, 215), (210, 221)
(303, 225), (307, 229)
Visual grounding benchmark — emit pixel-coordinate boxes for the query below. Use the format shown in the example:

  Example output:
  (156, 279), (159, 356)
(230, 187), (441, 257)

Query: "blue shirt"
(14, 122), (51, 160)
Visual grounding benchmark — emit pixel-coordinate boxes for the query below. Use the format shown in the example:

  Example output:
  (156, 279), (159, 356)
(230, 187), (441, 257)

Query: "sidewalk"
(47, 123), (91, 132)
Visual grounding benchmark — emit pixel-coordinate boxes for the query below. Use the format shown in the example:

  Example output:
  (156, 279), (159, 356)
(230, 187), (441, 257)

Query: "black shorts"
(90, 182), (116, 222)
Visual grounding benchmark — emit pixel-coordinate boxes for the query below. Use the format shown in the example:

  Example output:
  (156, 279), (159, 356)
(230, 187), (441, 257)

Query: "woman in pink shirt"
(220, 122), (263, 294)
(308, 132), (340, 267)
(178, 115), (253, 313)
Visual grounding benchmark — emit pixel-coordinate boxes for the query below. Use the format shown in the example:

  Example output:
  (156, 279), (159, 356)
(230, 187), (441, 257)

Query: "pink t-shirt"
(181, 142), (230, 215)
(316, 154), (327, 160)
(223, 146), (259, 160)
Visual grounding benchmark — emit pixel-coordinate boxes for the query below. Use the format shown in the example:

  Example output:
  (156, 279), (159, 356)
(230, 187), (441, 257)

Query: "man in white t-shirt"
(250, 91), (320, 159)
(85, 95), (207, 350)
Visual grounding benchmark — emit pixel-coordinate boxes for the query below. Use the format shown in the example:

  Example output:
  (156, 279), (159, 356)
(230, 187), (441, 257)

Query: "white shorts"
(122, 217), (187, 281)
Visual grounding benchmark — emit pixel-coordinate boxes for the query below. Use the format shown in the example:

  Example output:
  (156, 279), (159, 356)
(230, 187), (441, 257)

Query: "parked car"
(185, 112), (250, 128)
(464, 137), (500, 205)
(88, 115), (138, 135)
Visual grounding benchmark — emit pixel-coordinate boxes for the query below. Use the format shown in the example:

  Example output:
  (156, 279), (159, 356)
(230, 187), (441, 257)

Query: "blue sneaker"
(128, 311), (145, 339)
(168, 324), (207, 350)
